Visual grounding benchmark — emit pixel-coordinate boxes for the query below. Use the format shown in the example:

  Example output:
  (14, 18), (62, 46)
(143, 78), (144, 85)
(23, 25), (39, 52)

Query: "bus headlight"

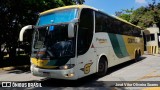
(59, 64), (75, 70)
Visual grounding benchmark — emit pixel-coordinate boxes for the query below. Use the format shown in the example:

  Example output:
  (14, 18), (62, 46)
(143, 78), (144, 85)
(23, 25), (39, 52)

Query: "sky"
(84, 0), (159, 15)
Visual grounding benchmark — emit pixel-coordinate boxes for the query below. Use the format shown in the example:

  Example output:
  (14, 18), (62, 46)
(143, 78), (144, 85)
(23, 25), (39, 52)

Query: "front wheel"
(96, 57), (108, 77)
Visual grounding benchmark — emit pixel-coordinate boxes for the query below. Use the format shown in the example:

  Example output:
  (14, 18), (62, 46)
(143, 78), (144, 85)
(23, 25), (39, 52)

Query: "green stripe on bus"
(116, 34), (129, 57)
(108, 33), (129, 58)
(46, 58), (70, 66)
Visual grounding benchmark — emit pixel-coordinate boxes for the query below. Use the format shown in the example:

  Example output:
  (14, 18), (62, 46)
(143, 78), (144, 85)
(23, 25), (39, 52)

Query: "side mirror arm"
(19, 25), (33, 41)
(68, 18), (79, 38)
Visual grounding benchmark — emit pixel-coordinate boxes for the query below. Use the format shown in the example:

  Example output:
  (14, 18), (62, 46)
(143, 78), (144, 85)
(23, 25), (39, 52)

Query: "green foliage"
(116, 0), (160, 28)
(115, 8), (134, 22)
(119, 14), (131, 22)
(130, 6), (149, 27)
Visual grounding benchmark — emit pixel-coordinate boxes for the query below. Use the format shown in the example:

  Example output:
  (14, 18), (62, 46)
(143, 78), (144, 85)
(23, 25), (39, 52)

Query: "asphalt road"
(0, 54), (160, 90)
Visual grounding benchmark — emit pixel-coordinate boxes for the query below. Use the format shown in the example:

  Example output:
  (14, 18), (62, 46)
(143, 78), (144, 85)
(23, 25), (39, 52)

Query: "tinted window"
(95, 11), (141, 37)
(77, 9), (94, 55)
(150, 34), (155, 41)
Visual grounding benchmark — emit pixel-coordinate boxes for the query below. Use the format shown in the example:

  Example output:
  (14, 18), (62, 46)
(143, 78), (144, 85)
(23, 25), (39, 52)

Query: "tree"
(116, 0), (160, 28)
(129, 6), (149, 27)
(131, 1), (160, 28)
(115, 8), (134, 22)
(0, 0), (82, 60)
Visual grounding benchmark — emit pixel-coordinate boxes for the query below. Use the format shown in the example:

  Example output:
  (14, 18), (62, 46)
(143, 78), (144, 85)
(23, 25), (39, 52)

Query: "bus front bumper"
(30, 65), (78, 80)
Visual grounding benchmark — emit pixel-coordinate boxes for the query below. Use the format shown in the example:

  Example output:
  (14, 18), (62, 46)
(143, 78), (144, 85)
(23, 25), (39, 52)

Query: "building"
(143, 24), (160, 54)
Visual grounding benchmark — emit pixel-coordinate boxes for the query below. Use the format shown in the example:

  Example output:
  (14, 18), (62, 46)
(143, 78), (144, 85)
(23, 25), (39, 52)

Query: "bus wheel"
(138, 50), (141, 58)
(135, 51), (139, 62)
(96, 57), (107, 77)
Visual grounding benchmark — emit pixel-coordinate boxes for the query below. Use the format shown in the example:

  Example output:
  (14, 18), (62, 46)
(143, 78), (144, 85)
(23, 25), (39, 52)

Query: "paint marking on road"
(136, 70), (158, 81)
(142, 87), (160, 90)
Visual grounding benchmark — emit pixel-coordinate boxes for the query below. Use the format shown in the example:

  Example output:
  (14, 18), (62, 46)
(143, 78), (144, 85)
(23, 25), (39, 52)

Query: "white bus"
(19, 5), (144, 80)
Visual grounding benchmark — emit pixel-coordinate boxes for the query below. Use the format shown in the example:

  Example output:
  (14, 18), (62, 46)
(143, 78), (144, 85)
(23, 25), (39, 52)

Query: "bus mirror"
(68, 23), (75, 38)
(19, 25), (33, 41)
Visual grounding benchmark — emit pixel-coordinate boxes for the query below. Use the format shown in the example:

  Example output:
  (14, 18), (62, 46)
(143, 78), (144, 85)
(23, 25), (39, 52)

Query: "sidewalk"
(144, 51), (160, 56)
(153, 54), (160, 57)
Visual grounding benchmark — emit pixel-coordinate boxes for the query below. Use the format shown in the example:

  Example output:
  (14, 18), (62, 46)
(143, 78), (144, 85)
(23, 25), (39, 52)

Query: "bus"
(19, 5), (144, 80)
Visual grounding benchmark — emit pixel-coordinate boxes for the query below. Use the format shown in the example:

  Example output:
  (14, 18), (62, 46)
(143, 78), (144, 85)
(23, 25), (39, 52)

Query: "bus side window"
(77, 9), (94, 55)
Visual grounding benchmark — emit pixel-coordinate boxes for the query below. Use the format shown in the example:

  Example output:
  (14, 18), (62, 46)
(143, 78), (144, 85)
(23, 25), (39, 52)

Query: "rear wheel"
(135, 51), (139, 62)
(138, 50), (141, 58)
(96, 57), (108, 77)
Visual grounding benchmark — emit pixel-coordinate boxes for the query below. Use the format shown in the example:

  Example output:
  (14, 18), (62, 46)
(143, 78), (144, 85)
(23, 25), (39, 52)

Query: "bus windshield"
(37, 8), (78, 26)
(33, 25), (75, 58)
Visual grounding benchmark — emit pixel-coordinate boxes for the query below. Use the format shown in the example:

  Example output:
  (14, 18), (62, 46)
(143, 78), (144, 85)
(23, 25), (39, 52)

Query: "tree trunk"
(0, 44), (3, 61)
(9, 47), (16, 60)
(0, 44), (4, 67)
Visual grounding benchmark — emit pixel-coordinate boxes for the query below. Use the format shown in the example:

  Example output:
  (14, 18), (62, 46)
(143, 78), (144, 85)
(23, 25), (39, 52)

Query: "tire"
(135, 51), (139, 62)
(138, 50), (141, 58)
(96, 57), (108, 77)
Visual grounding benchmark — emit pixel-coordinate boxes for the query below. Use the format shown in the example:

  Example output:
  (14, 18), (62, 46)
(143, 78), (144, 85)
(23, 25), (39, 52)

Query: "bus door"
(76, 8), (97, 77)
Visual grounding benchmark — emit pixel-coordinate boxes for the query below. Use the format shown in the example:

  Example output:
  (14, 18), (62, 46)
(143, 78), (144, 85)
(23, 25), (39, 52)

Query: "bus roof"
(114, 16), (142, 29)
(40, 5), (142, 29)
(97, 10), (142, 29)
(40, 5), (98, 16)
(115, 17), (142, 29)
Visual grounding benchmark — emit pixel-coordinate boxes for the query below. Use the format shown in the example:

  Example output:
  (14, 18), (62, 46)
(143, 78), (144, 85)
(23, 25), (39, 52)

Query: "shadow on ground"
(107, 56), (146, 74)
(6, 66), (31, 74)
(0, 55), (30, 72)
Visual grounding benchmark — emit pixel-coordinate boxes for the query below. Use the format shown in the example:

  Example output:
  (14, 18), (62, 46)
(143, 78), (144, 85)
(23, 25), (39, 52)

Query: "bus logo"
(80, 63), (93, 74)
